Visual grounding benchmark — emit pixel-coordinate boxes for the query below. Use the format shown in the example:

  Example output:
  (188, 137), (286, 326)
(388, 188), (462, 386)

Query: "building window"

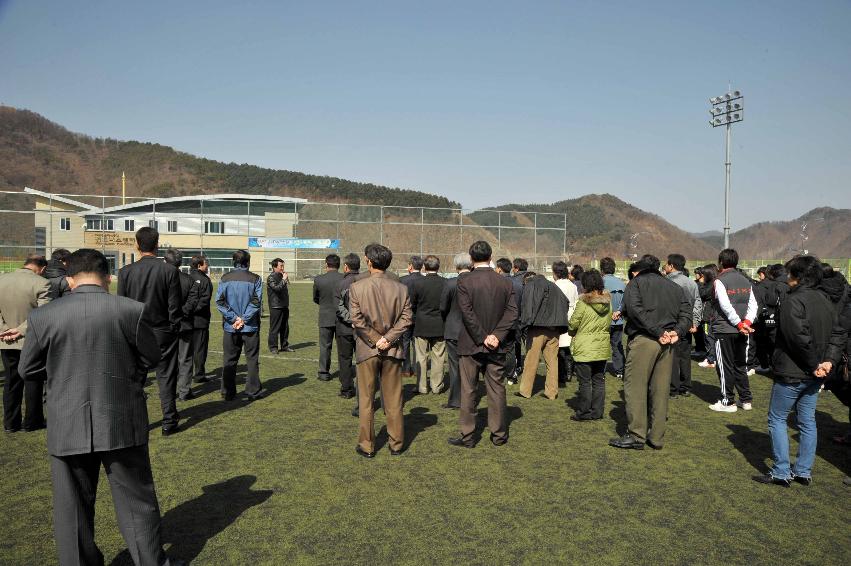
(124, 219), (135, 232)
(204, 221), (224, 234)
(167, 220), (178, 233)
(149, 220), (158, 230)
(60, 217), (71, 231)
(86, 218), (101, 231)
(105, 219), (114, 231)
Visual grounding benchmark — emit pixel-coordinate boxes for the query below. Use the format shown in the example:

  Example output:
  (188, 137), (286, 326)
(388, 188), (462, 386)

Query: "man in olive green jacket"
(0, 254), (51, 432)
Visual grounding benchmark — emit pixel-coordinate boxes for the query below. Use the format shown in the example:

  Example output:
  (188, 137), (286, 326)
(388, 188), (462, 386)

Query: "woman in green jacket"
(568, 269), (612, 420)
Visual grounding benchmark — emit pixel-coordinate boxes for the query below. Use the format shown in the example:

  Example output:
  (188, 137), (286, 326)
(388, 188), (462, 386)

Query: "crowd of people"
(0, 226), (849, 565)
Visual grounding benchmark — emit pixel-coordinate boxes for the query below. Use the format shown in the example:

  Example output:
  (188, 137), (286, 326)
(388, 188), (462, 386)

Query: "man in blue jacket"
(216, 249), (265, 401)
(601, 257), (626, 379)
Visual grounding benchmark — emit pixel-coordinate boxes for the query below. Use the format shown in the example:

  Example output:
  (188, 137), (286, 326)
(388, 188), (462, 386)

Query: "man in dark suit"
(398, 256), (423, 376)
(19, 249), (179, 566)
(166, 249), (201, 402)
(508, 257), (529, 383)
(313, 254), (343, 381)
(334, 253), (361, 399)
(117, 227), (182, 435)
(449, 241), (518, 448)
(439, 253), (472, 410)
(410, 255), (448, 394)
(188, 255), (213, 381)
(267, 258), (292, 354)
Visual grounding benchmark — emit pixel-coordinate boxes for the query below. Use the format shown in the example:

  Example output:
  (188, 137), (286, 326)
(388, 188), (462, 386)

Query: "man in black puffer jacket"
(43, 249), (72, 300)
(516, 272), (569, 400)
(754, 255), (836, 487)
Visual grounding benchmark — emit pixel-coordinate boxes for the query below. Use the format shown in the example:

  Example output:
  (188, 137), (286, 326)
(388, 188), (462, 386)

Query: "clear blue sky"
(1, 0), (849, 231)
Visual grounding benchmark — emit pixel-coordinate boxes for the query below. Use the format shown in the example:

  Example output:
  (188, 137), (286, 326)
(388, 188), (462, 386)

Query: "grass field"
(1, 282), (849, 565)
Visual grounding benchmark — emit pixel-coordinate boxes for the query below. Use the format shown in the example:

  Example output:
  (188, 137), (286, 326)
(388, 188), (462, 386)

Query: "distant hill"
(1, 105), (847, 261)
(695, 207), (851, 259)
(0, 106), (459, 208)
(486, 194), (718, 260)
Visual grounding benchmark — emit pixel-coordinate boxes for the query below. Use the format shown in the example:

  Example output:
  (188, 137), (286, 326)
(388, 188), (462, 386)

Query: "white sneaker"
(709, 400), (737, 413)
(738, 401), (753, 411)
(747, 369), (756, 376)
(698, 360), (716, 368)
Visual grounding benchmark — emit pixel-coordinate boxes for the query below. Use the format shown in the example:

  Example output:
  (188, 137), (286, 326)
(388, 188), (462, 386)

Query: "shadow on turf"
(109, 475), (273, 565)
(374, 406), (439, 452)
(288, 341), (315, 350)
(149, 374), (306, 432)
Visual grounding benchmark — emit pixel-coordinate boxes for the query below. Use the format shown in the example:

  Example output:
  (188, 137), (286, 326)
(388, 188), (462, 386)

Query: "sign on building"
(248, 238), (340, 249)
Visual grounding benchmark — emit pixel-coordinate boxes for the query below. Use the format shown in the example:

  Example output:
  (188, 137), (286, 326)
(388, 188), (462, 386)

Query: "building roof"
(24, 187), (307, 214)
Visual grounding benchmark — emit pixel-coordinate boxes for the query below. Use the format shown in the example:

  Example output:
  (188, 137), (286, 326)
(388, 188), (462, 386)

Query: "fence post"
(379, 206), (384, 245)
(420, 208), (424, 256)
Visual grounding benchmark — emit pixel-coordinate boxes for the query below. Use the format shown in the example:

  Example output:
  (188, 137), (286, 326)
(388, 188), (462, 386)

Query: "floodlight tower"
(708, 89), (743, 249)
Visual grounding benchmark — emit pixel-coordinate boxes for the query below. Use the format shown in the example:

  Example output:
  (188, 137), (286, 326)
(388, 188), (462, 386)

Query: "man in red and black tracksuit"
(708, 249), (758, 413)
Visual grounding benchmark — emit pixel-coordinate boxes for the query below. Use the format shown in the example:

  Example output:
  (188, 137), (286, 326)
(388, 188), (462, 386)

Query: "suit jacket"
(177, 270), (202, 333)
(441, 272), (470, 340)
(410, 273), (447, 338)
(348, 272), (413, 364)
(117, 255), (181, 334)
(334, 270), (360, 337)
(313, 270), (344, 327)
(267, 271), (290, 309)
(189, 268), (213, 328)
(18, 285), (160, 456)
(0, 268), (51, 350)
(457, 266), (518, 356)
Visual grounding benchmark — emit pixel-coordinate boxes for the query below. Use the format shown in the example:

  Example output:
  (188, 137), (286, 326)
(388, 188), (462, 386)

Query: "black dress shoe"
(355, 446), (375, 458)
(646, 440), (663, 450)
(339, 391), (356, 399)
(608, 434), (645, 450)
(23, 423), (46, 432)
(680, 391), (691, 398)
(351, 406), (359, 417)
(281, 347), (295, 353)
(4, 427), (20, 433)
(194, 375), (211, 383)
(221, 393), (236, 401)
(514, 392), (530, 399)
(243, 389), (267, 401)
(389, 447), (404, 456)
(162, 425), (180, 436)
(792, 475), (812, 486)
(269, 348), (279, 355)
(178, 391), (195, 401)
(318, 374), (333, 382)
(447, 436), (475, 448)
(490, 435), (508, 447)
(570, 414), (593, 422)
(441, 403), (460, 410)
(752, 474), (791, 487)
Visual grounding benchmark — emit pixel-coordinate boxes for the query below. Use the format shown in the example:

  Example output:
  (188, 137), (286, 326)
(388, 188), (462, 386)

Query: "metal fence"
(1, 190), (848, 280)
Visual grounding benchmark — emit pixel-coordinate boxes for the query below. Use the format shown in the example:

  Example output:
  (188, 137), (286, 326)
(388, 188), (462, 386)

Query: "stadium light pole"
(708, 88), (743, 249)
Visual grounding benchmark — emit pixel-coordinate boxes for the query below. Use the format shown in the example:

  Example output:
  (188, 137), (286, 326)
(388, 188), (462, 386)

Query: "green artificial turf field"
(1, 282), (849, 565)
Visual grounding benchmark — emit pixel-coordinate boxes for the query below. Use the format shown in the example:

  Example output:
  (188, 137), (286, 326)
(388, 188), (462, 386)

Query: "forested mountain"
(0, 106), (458, 208)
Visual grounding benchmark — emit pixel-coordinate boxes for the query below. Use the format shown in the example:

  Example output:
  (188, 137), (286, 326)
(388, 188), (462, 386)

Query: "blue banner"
(248, 237), (340, 249)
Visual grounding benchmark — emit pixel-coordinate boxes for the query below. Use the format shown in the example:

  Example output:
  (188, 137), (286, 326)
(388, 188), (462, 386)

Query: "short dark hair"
(552, 261), (569, 280)
(768, 263), (785, 280)
(68, 249), (109, 277)
(702, 264), (718, 285)
(639, 255), (661, 272)
(232, 249), (250, 268)
(513, 258), (529, 272)
(667, 254), (686, 271)
(191, 255), (207, 270)
(164, 248), (183, 268)
(270, 258), (284, 269)
(469, 241), (492, 263)
(599, 257), (616, 275)
(135, 227), (159, 253)
(409, 256), (424, 271)
(496, 258), (512, 273)
(821, 262), (836, 278)
(326, 254), (341, 270)
(343, 253), (360, 271)
(785, 255), (823, 288)
(24, 254), (47, 269)
(718, 248), (739, 269)
(631, 259), (657, 276)
(581, 269), (605, 293)
(365, 243), (393, 271)
(522, 271), (537, 283)
(423, 255), (440, 272)
(51, 248), (71, 263)
(757, 266), (768, 277)
(570, 264), (584, 280)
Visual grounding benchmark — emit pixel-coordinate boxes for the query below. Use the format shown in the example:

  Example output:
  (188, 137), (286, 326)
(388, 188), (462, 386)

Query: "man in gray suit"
(313, 254), (343, 381)
(19, 249), (179, 566)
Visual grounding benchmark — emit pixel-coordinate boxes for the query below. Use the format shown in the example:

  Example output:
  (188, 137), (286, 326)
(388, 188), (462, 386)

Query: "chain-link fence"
(1, 189), (849, 281)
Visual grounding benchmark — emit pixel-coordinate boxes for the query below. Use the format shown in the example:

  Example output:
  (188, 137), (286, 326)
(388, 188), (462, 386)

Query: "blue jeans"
(767, 379), (821, 480)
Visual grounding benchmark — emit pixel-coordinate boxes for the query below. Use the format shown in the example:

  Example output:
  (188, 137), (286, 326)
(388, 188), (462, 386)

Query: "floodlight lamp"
(734, 103), (741, 109)
(733, 90), (741, 97)
(733, 113), (740, 119)
(726, 115), (732, 122)
(715, 118), (721, 124)
(725, 94), (731, 100)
